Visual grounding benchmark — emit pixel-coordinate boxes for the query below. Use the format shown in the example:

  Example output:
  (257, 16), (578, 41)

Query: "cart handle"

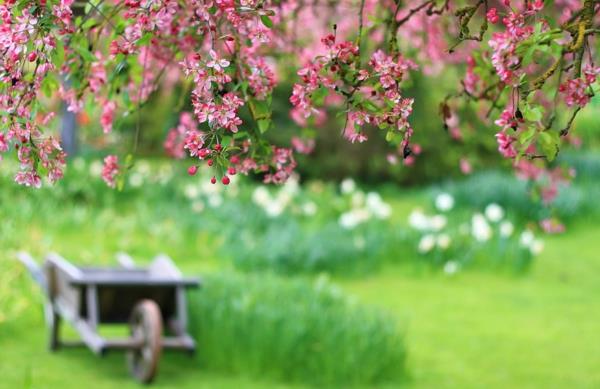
(16, 251), (48, 292)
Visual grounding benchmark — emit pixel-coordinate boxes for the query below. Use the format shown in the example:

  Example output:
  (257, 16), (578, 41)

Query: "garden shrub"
(225, 219), (392, 275)
(438, 169), (600, 223)
(404, 194), (544, 273)
(188, 272), (406, 386)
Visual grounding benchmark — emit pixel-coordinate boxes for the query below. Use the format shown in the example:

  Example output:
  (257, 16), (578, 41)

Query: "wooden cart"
(17, 252), (200, 384)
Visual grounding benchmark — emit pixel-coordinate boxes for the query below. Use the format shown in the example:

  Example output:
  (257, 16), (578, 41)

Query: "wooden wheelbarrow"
(17, 252), (200, 384)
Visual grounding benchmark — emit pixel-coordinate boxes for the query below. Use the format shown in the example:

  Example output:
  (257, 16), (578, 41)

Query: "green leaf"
(260, 15), (273, 29)
(74, 44), (96, 62)
(523, 104), (543, 122)
(518, 126), (537, 145)
(41, 75), (59, 98)
(385, 130), (395, 142)
(258, 118), (271, 134)
(137, 32), (153, 46)
(539, 131), (559, 161)
(311, 86), (328, 106)
(124, 154), (134, 169)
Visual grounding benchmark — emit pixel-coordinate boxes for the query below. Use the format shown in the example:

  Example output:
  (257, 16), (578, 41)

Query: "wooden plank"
(16, 252), (48, 292)
(45, 253), (84, 281)
(104, 338), (144, 350)
(72, 319), (105, 354)
(162, 335), (195, 351)
(69, 277), (199, 287)
(173, 286), (188, 335)
(149, 254), (181, 279)
(86, 285), (99, 330)
(115, 252), (136, 269)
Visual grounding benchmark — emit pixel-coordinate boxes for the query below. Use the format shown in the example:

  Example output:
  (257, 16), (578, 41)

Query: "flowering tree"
(0, 0), (598, 192)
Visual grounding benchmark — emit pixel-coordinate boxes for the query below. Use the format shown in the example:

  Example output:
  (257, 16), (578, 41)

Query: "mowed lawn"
(342, 220), (600, 388)
(1, 194), (600, 388)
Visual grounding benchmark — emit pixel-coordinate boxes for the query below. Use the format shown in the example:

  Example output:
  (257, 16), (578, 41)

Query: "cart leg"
(45, 303), (61, 352)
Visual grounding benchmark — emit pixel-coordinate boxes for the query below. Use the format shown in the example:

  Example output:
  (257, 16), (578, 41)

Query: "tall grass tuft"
(188, 272), (406, 386)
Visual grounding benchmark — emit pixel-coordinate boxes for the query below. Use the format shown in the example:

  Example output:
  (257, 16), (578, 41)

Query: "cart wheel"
(127, 300), (163, 384)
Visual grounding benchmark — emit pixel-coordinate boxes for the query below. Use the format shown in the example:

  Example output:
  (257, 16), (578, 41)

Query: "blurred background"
(1, 61), (600, 388)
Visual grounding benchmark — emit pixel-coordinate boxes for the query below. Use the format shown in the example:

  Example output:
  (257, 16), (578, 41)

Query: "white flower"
(128, 173), (144, 188)
(374, 203), (392, 219)
(89, 160), (103, 177)
(435, 193), (455, 212)
(276, 191), (293, 208)
(471, 213), (492, 242)
(520, 230), (535, 247)
(73, 157), (85, 172)
(191, 200), (205, 213)
(339, 212), (359, 230)
(366, 192), (392, 219)
(430, 215), (447, 231)
(282, 176), (300, 195)
(184, 184), (200, 200)
(202, 179), (221, 194)
(418, 234), (436, 253)
(302, 202), (317, 216)
(207, 194), (223, 208)
(339, 209), (370, 229)
(340, 178), (356, 194)
(265, 201), (284, 218)
(409, 209), (429, 231)
(137, 160), (151, 175)
(444, 261), (459, 275)
(351, 191), (365, 208)
(499, 221), (514, 238)
(530, 239), (544, 255)
(437, 234), (451, 250)
(252, 186), (270, 206)
(485, 203), (504, 222)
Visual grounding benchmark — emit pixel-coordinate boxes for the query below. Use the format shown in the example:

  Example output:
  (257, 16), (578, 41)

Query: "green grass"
(341, 221), (600, 388)
(188, 273), (405, 386)
(2, 192), (600, 388)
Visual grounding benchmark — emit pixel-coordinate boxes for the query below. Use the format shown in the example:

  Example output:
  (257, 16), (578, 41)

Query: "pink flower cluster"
(291, 35), (417, 149)
(0, 1), (68, 187)
(488, 5), (542, 85)
(463, 56), (480, 95)
(245, 57), (277, 100)
(540, 218), (566, 234)
(514, 160), (573, 205)
(100, 101), (117, 134)
(194, 92), (244, 133)
(559, 64), (600, 107)
(263, 147), (297, 184)
(101, 155), (120, 188)
(165, 112), (199, 159)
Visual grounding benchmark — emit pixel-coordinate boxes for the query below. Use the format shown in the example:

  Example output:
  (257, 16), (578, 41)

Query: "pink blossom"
(165, 112), (199, 159)
(89, 55), (107, 93)
(291, 137), (315, 154)
(101, 155), (119, 188)
(460, 158), (472, 174)
(559, 65), (600, 107)
(540, 218), (565, 234)
(100, 100), (117, 134)
(15, 170), (42, 188)
(0, 132), (8, 153)
(245, 56), (277, 100)
(487, 8), (499, 24)
(495, 131), (517, 158)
